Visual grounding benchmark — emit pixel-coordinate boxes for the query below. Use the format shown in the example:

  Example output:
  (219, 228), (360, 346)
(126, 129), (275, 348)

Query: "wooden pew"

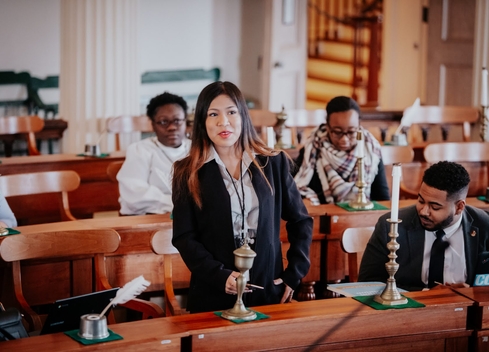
(1, 289), (473, 351)
(0, 152), (125, 224)
(0, 215), (173, 309)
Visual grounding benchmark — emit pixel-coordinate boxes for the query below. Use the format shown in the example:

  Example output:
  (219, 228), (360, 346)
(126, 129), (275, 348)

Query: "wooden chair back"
(107, 160), (124, 183)
(106, 115), (153, 151)
(249, 109), (325, 147)
(151, 228), (189, 316)
(423, 142), (489, 196)
(341, 226), (374, 282)
(285, 109), (325, 145)
(0, 115), (44, 156)
(380, 145), (418, 199)
(0, 229), (120, 332)
(0, 170), (80, 221)
(380, 145), (414, 165)
(249, 109), (277, 144)
(403, 105), (479, 142)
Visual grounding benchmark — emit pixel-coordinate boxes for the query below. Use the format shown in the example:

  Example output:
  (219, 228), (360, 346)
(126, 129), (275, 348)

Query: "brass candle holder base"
(349, 198), (374, 210)
(374, 219), (408, 306)
(221, 243), (257, 321)
(349, 155), (374, 210)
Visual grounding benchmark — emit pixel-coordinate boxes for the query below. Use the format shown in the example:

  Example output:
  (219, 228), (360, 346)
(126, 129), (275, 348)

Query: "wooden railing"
(307, 0), (382, 107)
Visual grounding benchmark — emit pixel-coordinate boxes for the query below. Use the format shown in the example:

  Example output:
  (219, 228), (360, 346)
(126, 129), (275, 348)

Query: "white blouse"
(206, 147), (260, 248)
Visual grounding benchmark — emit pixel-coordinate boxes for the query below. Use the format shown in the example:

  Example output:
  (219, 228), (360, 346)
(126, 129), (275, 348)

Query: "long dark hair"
(173, 81), (276, 208)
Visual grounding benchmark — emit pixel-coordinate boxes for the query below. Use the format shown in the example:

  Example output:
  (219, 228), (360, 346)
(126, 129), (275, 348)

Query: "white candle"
(266, 127), (275, 148)
(390, 164), (402, 221)
(355, 131), (364, 158)
(482, 67), (488, 107)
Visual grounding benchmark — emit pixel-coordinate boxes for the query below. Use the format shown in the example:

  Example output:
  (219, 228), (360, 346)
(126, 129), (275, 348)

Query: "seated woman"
(117, 92), (191, 215)
(0, 192), (17, 228)
(293, 96), (389, 204)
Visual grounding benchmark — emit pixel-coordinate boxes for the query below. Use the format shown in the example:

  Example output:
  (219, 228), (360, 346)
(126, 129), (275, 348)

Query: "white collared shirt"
(205, 147), (259, 248)
(421, 215), (466, 286)
(118, 137), (191, 215)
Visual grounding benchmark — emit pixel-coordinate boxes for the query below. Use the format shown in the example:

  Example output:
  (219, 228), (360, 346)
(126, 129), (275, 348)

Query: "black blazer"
(172, 152), (313, 313)
(358, 205), (489, 290)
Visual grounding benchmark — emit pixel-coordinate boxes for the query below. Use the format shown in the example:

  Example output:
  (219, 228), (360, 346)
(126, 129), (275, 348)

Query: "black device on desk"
(40, 288), (118, 335)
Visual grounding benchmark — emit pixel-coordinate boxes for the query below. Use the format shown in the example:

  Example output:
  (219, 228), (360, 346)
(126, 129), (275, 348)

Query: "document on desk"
(327, 282), (407, 297)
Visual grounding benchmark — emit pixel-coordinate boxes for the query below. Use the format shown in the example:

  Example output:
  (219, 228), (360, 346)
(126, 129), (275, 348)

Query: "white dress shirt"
(421, 215), (466, 286)
(117, 137), (190, 215)
(206, 147), (260, 248)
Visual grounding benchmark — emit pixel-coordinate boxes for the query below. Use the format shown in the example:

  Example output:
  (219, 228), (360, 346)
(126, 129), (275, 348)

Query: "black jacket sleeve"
(370, 158), (390, 201)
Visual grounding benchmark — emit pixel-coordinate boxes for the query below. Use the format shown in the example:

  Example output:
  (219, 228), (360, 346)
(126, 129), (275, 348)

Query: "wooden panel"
(442, 65), (474, 107)
(426, 0), (475, 105)
(173, 290), (472, 352)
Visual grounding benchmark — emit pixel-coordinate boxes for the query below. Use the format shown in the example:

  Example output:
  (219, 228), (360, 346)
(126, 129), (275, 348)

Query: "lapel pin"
(471, 230), (477, 237)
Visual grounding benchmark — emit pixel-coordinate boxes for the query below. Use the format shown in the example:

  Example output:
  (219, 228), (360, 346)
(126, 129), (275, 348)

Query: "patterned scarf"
(294, 124), (382, 204)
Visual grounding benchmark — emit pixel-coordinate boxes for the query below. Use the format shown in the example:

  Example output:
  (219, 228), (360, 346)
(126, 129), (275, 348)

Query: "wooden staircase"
(306, 0), (382, 109)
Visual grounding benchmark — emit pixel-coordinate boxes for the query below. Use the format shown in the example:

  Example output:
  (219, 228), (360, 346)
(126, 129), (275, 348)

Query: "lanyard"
(226, 161), (246, 243)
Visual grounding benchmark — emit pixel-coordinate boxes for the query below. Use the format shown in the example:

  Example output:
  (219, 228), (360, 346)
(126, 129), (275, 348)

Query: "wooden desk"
(305, 198), (489, 284)
(454, 287), (489, 351)
(1, 289), (473, 352)
(0, 214), (178, 308)
(0, 152), (125, 224)
(173, 289), (472, 352)
(0, 317), (187, 352)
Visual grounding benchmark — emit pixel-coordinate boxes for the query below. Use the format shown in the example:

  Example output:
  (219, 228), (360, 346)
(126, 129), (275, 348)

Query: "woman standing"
(172, 81), (312, 313)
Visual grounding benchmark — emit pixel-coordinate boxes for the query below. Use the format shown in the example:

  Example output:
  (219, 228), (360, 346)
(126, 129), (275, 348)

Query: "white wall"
(0, 0), (60, 77)
(139, 0), (214, 71)
(0, 0), (242, 84)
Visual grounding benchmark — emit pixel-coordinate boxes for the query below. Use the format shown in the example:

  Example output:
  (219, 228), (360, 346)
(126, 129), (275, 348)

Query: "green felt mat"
(64, 329), (123, 345)
(354, 295), (425, 310)
(76, 153), (110, 158)
(214, 310), (269, 323)
(0, 228), (20, 236)
(477, 196), (489, 203)
(336, 201), (389, 212)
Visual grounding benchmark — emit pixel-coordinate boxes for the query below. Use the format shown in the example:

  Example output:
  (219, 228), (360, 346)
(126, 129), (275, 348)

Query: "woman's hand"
(274, 278), (294, 303)
(225, 271), (241, 294)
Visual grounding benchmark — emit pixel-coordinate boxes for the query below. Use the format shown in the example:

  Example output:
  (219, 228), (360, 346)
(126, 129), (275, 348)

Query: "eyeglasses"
(154, 119), (185, 128)
(328, 126), (359, 139)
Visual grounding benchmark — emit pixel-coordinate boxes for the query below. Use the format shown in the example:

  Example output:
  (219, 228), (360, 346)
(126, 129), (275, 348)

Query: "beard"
(419, 213), (454, 231)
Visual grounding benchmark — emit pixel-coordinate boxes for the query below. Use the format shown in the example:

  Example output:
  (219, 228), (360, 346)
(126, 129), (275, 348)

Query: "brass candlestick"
(374, 219), (408, 305)
(274, 106), (290, 149)
(480, 106), (488, 141)
(221, 241), (257, 321)
(349, 132), (374, 210)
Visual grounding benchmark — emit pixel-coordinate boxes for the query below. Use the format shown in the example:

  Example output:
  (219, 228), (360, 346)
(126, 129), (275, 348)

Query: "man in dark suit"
(358, 161), (489, 291)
